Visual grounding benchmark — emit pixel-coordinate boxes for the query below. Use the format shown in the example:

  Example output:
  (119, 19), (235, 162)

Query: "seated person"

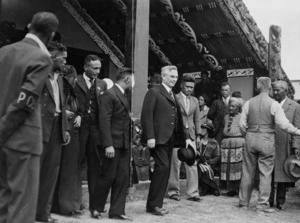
(197, 122), (221, 196)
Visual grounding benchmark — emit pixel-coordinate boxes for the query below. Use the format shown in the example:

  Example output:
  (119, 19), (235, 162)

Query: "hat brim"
(284, 155), (300, 179)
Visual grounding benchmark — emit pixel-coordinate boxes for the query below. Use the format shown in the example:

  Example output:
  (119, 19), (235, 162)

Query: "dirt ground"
(50, 181), (300, 223)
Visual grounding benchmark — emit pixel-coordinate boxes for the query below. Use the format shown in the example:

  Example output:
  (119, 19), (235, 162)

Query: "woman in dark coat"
(197, 122), (221, 196)
(52, 65), (82, 215)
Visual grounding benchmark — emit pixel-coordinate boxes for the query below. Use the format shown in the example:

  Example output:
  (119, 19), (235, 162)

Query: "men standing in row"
(36, 41), (70, 223)
(141, 65), (192, 216)
(238, 77), (300, 213)
(0, 12), (58, 223)
(75, 55), (107, 214)
(168, 73), (201, 202)
(208, 82), (231, 145)
(269, 80), (300, 210)
(91, 68), (134, 220)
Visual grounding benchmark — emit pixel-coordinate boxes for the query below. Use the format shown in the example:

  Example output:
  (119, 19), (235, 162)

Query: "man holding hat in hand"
(167, 73), (202, 202)
(269, 80), (300, 210)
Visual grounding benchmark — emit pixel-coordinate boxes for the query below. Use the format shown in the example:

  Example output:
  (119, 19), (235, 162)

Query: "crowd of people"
(1, 11), (300, 223)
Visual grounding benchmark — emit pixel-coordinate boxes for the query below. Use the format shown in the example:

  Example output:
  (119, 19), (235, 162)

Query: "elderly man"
(238, 77), (300, 213)
(269, 80), (300, 210)
(0, 12), (58, 223)
(167, 73), (201, 202)
(207, 82), (231, 145)
(141, 65), (192, 216)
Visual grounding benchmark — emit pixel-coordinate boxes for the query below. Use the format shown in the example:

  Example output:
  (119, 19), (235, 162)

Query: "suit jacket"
(40, 76), (69, 143)
(0, 38), (52, 155)
(175, 93), (201, 140)
(141, 84), (185, 146)
(274, 97), (300, 182)
(99, 85), (131, 149)
(207, 98), (229, 136)
(75, 75), (107, 119)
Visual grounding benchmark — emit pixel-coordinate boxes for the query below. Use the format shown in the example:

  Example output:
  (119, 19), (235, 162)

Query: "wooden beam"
(268, 25), (282, 81)
(124, 0), (149, 118)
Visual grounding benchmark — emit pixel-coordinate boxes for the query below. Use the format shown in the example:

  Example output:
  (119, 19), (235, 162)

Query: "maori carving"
(268, 25), (283, 81)
(160, 0), (222, 71)
(111, 0), (173, 66)
(60, 0), (124, 68)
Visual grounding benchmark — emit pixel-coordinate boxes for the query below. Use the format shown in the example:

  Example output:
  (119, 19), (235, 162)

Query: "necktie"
(89, 78), (95, 88)
(186, 96), (190, 113)
(169, 91), (175, 100)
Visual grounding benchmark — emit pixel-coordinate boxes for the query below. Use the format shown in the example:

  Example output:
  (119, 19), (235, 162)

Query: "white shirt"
(162, 83), (172, 94)
(223, 96), (230, 106)
(25, 33), (51, 56)
(49, 72), (61, 113)
(279, 97), (287, 107)
(83, 73), (93, 89)
(239, 93), (300, 134)
(115, 83), (125, 95)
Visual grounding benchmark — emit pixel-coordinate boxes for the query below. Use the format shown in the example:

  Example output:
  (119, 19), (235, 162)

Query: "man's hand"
(74, 115), (81, 128)
(147, 139), (155, 149)
(105, 146), (115, 158)
(62, 131), (71, 146)
(66, 110), (74, 119)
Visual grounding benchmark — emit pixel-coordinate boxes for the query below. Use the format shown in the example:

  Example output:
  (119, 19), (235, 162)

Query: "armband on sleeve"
(15, 88), (39, 112)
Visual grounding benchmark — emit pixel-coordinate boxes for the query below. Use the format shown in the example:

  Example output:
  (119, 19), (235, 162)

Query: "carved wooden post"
(268, 25), (282, 81)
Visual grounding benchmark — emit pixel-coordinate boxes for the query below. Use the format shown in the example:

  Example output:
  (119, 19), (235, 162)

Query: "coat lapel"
(77, 75), (88, 95)
(57, 76), (64, 105)
(176, 93), (187, 115)
(45, 78), (55, 102)
(159, 84), (176, 105)
(113, 85), (130, 112)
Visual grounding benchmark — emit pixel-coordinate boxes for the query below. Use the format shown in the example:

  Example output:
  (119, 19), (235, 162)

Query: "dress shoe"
(221, 191), (237, 197)
(69, 209), (84, 216)
(236, 204), (248, 211)
(90, 210), (102, 219)
(277, 203), (285, 210)
(256, 207), (276, 214)
(100, 208), (107, 213)
(47, 217), (58, 223)
(109, 214), (133, 221)
(169, 194), (180, 201)
(146, 207), (167, 216)
(187, 196), (202, 202)
(214, 190), (220, 196)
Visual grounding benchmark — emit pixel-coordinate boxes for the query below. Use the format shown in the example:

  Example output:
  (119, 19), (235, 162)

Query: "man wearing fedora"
(167, 73), (201, 202)
(238, 77), (300, 213)
(269, 80), (300, 210)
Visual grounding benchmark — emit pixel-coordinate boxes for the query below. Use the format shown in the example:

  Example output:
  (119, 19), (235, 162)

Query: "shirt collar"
(83, 73), (90, 82)
(162, 83), (172, 93)
(25, 33), (51, 56)
(222, 96), (230, 103)
(180, 91), (187, 100)
(115, 83), (125, 94)
(280, 97), (287, 107)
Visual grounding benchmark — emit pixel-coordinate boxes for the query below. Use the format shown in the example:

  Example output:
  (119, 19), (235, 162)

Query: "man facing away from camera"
(0, 12), (58, 223)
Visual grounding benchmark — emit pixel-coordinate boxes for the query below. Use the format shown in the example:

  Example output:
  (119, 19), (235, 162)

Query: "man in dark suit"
(36, 41), (70, 223)
(270, 80), (300, 210)
(207, 82), (231, 145)
(0, 12), (58, 223)
(141, 65), (192, 216)
(90, 67), (134, 220)
(74, 55), (107, 212)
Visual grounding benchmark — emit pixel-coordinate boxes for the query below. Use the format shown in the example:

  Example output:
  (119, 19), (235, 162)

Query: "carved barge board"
(268, 25), (282, 81)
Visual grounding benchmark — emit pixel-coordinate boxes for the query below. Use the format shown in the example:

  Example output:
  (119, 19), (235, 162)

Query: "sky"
(243, 0), (300, 80)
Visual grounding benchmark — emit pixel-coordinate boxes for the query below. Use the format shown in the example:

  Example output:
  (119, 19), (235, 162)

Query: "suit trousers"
(146, 136), (174, 209)
(270, 172), (289, 205)
(90, 148), (129, 216)
(79, 120), (101, 208)
(168, 147), (199, 198)
(0, 148), (39, 223)
(239, 132), (275, 208)
(36, 116), (63, 221)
